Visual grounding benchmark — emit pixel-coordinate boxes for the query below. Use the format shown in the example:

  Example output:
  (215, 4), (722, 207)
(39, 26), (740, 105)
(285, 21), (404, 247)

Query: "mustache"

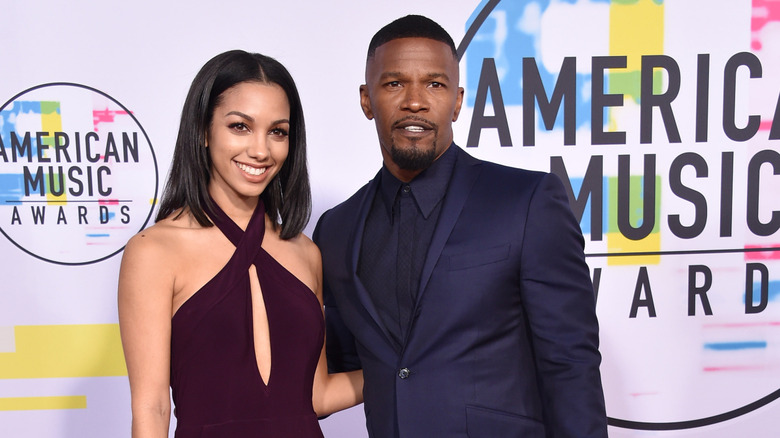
(391, 116), (438, 131)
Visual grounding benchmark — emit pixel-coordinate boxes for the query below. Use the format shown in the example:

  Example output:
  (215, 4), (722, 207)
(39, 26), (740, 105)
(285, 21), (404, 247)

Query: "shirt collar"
(378, 143), (458, 220)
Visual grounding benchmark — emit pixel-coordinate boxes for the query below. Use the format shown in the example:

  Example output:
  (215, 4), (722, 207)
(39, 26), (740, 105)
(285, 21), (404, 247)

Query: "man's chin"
(390, 150), (436, 171)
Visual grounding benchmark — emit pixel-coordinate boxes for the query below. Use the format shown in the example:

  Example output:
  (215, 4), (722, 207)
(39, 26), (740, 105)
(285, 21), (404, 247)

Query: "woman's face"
(206, 81), (290, 207)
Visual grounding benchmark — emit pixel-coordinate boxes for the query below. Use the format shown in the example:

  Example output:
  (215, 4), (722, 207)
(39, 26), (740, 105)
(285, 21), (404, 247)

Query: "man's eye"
(387, 81), (401, 87)
(430, 82), (443, 88)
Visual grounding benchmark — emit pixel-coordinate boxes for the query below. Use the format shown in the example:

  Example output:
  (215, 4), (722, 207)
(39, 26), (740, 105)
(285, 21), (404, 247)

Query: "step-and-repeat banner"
(1, 1), (778, 436)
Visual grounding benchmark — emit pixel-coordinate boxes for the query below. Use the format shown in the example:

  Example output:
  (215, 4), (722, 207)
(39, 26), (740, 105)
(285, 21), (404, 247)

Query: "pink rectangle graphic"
(744, 244), (780, 260)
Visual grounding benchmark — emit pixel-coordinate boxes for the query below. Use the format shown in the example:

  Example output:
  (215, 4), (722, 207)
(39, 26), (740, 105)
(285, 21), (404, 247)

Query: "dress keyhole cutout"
(249, 264), (272, 386)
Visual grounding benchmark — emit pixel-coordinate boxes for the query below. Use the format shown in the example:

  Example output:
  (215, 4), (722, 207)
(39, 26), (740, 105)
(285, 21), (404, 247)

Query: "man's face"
(360, 37), (464, 181)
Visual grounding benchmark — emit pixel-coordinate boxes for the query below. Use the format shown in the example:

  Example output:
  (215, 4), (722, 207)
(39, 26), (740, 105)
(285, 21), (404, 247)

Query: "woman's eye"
(270, 128), (289, 137)
(229, 122), (249, 132)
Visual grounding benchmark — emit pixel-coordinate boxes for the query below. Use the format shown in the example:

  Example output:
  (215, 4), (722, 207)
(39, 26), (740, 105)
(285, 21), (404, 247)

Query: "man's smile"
(393, 117), (436, 135)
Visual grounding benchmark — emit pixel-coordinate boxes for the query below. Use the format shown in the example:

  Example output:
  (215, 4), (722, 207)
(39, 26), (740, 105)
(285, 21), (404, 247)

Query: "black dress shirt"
(357, 145), (458, 348)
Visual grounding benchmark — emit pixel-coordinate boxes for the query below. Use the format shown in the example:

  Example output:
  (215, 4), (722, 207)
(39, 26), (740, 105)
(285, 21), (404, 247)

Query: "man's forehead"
(372, 37), (454, 58)
(366, 37), (458, 72)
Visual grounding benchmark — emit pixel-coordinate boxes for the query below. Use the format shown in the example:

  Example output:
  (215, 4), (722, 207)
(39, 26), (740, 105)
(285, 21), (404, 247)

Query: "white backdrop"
(1, 0), (779, 437)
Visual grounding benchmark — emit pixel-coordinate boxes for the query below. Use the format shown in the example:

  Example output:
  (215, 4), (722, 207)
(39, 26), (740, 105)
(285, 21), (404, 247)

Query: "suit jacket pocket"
(466, 405), (545, 438)
(447, 244), (510, 271)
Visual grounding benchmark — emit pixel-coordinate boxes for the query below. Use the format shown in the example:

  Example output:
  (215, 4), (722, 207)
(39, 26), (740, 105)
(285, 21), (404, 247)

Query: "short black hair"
(367, 15), (457, 60)
(156, 50), (311, 240)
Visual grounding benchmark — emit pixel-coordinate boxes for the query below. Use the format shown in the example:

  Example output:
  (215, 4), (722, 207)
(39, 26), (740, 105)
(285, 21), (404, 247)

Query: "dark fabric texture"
(315, 145), (608, 438)
(357, 145), (455, 348)
(170, 199), (325, 438)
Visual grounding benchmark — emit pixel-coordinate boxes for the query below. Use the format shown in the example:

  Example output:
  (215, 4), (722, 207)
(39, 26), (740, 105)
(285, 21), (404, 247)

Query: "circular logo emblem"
(0, 83), (158, 265)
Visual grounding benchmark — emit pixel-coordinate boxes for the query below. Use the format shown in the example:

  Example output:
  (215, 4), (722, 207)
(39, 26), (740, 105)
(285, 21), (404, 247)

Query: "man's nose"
(402, 84), (428, 112)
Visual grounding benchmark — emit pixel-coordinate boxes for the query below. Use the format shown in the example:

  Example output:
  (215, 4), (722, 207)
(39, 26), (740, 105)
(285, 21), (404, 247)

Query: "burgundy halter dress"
(170, 199), (325, 437)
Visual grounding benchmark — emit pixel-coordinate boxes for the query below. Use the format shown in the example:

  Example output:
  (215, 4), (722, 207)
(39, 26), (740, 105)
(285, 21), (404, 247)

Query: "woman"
(118, 50), (362, 437)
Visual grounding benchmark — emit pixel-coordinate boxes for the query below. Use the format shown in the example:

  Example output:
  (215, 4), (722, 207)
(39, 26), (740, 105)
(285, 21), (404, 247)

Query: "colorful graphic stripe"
(609, 0), (664, 103)
(0, 324), (127, 379)
(704, 341), (768, 351)
(0, 396), (86, 411)
(607, 175), (662, 265)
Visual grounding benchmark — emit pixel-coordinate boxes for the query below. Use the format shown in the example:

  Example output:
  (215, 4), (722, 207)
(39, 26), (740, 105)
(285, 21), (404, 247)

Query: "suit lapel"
(350, 147), (482, 351)
(346, 172), (400, 349)
(414, 147), (482, 317)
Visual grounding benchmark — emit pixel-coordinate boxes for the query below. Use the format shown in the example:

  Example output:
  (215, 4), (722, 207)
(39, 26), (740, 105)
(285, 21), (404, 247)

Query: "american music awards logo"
(0, 83), (158, 265)
(457, 0), (780, 431)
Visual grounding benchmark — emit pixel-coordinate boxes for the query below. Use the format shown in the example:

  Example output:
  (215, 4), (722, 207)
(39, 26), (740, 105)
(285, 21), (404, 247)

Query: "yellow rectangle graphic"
(610, 0), (664, 70)
(607, 231), (661, 266)
(0, 396), (86, 411)
(0, 324), (127, 379)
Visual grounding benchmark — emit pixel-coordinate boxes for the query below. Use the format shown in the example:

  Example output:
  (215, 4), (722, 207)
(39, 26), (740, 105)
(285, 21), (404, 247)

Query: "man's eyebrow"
(378, 71), (403, 80)
(378, 71), (450, 81)
(425, 72), (449, 81)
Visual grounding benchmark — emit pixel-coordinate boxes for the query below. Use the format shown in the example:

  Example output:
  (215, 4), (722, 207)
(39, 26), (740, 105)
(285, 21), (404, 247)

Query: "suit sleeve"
(518, 173), (608, 437)
(313, 212), (363, 373)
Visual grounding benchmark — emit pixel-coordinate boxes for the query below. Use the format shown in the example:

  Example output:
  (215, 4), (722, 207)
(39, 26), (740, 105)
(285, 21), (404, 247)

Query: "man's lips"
(393, 118), (435, 134)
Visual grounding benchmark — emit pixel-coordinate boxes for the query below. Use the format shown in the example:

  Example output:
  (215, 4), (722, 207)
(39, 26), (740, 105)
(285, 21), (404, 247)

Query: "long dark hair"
(156, 50), (311, 239)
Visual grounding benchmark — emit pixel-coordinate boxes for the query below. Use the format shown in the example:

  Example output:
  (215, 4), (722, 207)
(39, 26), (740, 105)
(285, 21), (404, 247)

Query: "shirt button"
(402, 184), (411, 193)
(398, 367), (411, 379)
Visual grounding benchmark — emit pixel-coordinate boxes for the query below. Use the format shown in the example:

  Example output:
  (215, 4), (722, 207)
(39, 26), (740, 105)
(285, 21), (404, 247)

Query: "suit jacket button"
(398, 367), (410, 379)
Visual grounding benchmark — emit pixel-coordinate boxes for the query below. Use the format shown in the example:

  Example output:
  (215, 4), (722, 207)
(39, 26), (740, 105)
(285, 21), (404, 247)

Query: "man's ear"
(452, 86), (465, 122)
(359, 84), (374, 120)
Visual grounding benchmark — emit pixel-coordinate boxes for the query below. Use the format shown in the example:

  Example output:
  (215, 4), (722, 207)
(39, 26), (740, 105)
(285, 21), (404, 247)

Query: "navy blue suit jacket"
(314, 146), (607, 437)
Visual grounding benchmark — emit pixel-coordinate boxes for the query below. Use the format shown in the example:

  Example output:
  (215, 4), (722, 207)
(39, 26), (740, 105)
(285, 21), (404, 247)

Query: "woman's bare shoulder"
(264, 220), (322, 293)
(288, 231), (321, 263)
(122, 210), (204, 266)
(290, 232), (323, 295)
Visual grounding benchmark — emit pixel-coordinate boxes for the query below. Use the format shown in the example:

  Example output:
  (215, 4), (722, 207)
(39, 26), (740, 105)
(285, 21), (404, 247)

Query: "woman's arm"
(312, 349), (364, 416)
(311, 305), (364, 415)
(118, 232), (175, 438)
(308, 244), (364, 416)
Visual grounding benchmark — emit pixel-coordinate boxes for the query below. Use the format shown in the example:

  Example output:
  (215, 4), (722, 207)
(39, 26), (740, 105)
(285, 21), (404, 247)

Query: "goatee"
(390, 139), (437, 171)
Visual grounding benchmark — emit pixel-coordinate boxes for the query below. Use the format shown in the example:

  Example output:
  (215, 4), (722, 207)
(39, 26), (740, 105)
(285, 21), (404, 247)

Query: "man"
(314, 15), (608, 437)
